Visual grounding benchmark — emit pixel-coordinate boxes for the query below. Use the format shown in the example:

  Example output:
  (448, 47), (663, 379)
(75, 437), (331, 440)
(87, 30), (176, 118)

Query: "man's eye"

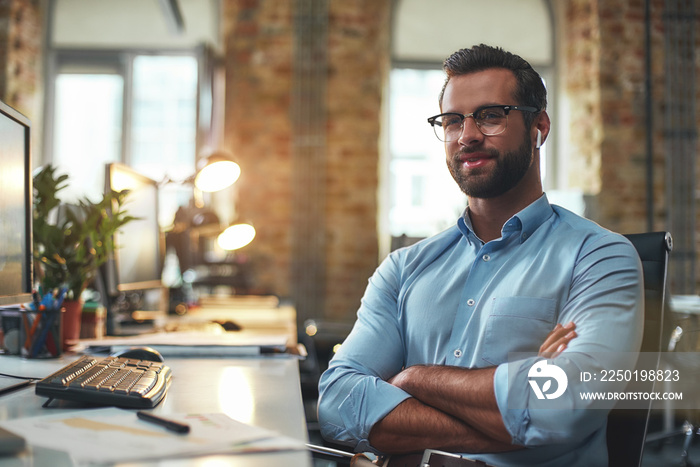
(477, 109), (505, 121)
(442, 115), (463, 128)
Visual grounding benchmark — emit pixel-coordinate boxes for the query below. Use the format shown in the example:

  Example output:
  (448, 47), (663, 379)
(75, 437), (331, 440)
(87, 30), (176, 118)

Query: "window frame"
(43, 47), (203, 172)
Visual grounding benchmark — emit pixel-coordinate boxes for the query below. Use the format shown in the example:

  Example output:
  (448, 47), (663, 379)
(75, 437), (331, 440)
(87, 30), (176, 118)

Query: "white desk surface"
(140, 295), (299, 350)
(0, 354), (312, 466)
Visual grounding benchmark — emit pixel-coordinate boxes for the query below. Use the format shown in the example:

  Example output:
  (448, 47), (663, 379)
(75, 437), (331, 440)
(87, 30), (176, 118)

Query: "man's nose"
(457, 116), (483, 145)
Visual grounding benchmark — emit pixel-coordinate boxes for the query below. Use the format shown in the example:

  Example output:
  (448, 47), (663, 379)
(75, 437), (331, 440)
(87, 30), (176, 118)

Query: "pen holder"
(20, 308), (63, 358)
(0, 308), (22, 354)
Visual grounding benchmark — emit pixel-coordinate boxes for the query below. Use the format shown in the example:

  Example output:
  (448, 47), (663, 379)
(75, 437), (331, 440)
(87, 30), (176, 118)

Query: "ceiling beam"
(158, 0), (185, 35)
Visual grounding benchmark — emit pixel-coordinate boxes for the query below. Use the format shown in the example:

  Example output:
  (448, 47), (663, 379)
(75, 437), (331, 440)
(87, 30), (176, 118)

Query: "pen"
(136, 411), (190, 434)
(0, 379), (34, 397)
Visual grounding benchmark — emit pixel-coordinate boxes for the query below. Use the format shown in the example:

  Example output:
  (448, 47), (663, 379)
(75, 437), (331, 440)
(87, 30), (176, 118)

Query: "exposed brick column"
(561, 0), (667, 234)
(222, 0), (295, 298)
(221, 0), (389, 321)
(561, 0), (700, 291)
(323, 0), (389, 320)
(561, 0), (603, 198)
(0, 0), (44, 162)
(596, 0), (657, 234)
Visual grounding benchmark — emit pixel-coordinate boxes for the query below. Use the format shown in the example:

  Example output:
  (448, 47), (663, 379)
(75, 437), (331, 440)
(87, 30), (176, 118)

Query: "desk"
(0, 354), (312, 466)
(178, 296), (298, 349)
(128, 295), (299, 351)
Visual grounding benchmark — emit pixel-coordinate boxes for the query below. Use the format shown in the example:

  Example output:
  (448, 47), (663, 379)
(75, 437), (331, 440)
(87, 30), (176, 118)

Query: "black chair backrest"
(607, 232), (673, 467)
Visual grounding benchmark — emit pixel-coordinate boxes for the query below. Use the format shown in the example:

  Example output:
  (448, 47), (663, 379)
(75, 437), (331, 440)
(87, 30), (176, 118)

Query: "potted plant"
(32, 165), (136, 345)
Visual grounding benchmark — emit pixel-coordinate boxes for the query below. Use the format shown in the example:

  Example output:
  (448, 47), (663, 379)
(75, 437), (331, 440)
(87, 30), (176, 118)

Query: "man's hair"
(439, 44), (547, 128)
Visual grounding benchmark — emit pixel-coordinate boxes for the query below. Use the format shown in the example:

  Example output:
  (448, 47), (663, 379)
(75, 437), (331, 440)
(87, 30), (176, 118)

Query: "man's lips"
(457, 152), (495, 169)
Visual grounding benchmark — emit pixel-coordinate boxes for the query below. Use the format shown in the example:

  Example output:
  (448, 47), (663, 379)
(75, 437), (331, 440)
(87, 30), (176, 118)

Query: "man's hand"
(539, 322), (576, 357)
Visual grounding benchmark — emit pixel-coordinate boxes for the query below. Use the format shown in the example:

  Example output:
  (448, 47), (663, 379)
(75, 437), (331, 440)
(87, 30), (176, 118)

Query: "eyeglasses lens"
(434, 107), (508, 142)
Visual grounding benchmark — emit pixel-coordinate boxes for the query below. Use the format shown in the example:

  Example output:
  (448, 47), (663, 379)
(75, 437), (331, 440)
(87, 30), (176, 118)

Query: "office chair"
(308, 232), (673, 467)
(606, 232), (673, 467)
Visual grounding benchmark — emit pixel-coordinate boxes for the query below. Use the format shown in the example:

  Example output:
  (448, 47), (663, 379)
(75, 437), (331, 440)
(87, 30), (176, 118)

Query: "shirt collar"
(457, 208), (478, 245)
(514, 193), (554, 242)
(457, 194), (554, 244)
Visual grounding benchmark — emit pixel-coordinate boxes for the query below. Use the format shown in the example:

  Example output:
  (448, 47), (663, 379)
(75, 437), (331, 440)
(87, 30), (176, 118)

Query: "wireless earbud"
(536, 129), (543, 149)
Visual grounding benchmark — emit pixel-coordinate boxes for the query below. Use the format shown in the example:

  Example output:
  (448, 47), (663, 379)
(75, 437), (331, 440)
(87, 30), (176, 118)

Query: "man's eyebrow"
(441, 103), (504, 114)
(474, 103), (504, 110)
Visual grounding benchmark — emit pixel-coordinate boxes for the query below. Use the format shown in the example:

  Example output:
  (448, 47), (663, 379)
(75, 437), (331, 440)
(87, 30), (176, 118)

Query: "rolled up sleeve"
(493, 234), (644, 446)
(318, 251), (412, 451)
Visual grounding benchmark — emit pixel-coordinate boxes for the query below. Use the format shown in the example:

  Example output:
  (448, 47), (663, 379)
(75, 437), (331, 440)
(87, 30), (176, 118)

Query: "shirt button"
(454, 349), (462, 358)
(482, 254), (491, 262)
(467, 299), (475, 306)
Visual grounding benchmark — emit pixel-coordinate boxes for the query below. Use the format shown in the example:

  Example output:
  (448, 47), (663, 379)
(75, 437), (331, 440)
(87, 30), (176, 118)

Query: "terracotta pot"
(62, 299), (84, 349)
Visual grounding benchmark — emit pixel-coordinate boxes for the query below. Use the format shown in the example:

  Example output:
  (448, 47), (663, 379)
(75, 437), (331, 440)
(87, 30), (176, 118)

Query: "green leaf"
(32, 164), (138, 298)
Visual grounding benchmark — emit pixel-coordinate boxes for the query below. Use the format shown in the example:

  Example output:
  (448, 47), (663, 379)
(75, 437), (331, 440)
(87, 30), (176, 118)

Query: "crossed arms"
(367, 323), (577, 454)
(317, 230), (644, 456)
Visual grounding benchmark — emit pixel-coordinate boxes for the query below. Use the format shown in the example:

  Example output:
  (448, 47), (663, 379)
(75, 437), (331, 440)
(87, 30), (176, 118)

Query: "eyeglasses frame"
(427, 105), (540, 142)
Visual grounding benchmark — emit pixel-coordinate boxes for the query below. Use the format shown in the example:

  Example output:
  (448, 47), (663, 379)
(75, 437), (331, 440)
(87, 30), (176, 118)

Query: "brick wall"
(0, 0), (43, 162)
(221, 0), (388, 321)
(561, 0), (700, 293)
(596, 0), (659, 234)
(221, 0), (295, 302)
(561, 0), (603, 197)
(324, 0), (389, 319)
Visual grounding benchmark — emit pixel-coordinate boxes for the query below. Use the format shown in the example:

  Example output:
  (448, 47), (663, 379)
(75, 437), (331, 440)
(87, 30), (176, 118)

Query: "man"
(317, 44), (643, 466)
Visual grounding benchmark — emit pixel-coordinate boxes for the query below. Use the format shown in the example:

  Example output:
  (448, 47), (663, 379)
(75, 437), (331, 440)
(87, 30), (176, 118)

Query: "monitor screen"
(0, 100), (32, 307)
(104, 163), (162, 293)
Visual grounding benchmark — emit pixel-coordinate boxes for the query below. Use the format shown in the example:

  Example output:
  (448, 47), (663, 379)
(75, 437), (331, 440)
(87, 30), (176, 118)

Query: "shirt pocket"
(481, 296), (557, 366)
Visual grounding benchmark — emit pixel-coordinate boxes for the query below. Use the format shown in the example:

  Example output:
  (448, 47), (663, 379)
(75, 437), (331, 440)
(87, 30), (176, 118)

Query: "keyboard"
(35, 355), (172, 408)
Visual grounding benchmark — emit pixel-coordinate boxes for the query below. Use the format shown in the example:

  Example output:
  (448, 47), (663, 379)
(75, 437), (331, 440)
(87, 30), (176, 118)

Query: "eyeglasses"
(427, 105), (539, 142)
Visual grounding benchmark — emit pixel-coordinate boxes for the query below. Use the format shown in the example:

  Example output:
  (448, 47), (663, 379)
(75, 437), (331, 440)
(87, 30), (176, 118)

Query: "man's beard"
(447, 135), (534, 199)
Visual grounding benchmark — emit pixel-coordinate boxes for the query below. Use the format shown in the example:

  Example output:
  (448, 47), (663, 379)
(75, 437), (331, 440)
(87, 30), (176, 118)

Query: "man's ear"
(533, 112), (551, 150)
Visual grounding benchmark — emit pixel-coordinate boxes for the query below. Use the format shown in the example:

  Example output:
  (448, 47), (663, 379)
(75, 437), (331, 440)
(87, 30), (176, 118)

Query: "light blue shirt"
(318, 194), (643, 466)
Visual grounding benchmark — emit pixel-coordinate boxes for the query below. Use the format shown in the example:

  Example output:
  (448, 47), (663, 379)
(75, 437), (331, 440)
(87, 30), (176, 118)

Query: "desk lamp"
(192, 150), (255, 251)
(165, 149), (256, 305)
(193, 150), (241, 193)
(217, 223), (256, 251)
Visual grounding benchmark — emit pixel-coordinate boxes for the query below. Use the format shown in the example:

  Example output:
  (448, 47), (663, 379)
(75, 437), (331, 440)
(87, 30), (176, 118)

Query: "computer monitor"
(0, 100), (33, 307)
(104, 163), (163, 294)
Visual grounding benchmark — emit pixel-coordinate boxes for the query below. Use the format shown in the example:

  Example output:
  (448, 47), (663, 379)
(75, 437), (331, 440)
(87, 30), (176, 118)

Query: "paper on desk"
(77, 331), (289, 356)
(0, 407), (304, 464)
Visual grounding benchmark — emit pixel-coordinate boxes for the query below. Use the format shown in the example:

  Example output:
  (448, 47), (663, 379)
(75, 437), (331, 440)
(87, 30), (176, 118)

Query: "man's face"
(441, 69), (536, 199)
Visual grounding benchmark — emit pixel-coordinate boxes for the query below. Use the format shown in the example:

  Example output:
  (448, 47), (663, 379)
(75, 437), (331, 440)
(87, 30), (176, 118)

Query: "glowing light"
(218, 367), (254, 423)
(194, 160), (240, 192)
(110, 171), (138, 192)
(217, 223), (255, 251)
(305, 323), (318, 337)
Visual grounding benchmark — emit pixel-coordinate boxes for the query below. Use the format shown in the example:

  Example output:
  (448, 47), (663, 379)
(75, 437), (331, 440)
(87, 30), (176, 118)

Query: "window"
(130, 55), (198, 182)
(47, 52), (198, 227)
(52, 73), (124, 202)
(388, 68), (466, 238)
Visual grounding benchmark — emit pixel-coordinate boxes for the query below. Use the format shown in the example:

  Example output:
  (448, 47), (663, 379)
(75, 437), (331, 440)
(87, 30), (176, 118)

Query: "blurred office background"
(0, 0), (697, 329)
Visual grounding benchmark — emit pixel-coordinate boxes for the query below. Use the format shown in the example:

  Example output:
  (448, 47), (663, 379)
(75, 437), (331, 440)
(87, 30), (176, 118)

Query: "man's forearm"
(375, 324), (578, 451)
(368, 397), (518, 454)
(390, 365), (511, 443)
